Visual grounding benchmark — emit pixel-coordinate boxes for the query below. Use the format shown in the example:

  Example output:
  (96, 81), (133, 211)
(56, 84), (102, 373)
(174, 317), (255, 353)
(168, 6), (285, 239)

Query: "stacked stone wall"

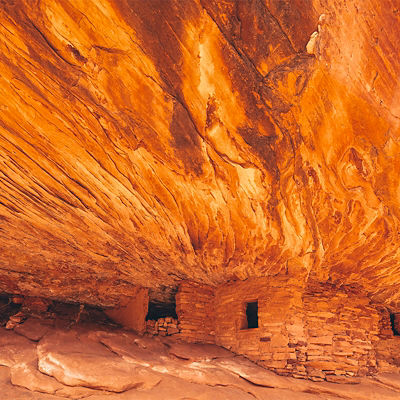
(214, 277), (303, 374)
(376, 306), (394, 338)
(214, 278), (381, 381)
(374, 307), (400, 372)
(300, 283), (379, 381)
(175, 281), (215, 343)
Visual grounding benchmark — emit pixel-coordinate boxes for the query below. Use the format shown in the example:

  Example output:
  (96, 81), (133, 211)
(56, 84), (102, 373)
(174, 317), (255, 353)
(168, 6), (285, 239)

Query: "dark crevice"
(238, 375), (274, 389)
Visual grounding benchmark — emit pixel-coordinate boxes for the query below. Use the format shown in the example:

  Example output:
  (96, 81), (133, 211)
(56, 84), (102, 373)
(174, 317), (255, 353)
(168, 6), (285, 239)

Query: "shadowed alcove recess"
(146, 301), (177, 321)
(146, 287), (178, 320)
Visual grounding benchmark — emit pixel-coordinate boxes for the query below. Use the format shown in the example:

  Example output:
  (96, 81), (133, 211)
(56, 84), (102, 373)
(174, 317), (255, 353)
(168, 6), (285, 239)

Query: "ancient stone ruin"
(1, 0), (400, 398)
(104, 278), (400, 384)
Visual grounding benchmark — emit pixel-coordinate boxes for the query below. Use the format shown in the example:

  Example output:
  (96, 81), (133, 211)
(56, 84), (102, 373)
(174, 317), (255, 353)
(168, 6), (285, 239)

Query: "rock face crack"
(28, 20), (78, 68)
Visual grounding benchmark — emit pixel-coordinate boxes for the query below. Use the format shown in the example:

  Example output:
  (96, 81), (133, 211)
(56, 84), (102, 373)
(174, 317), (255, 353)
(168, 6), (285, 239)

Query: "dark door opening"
(243, 301), (258, 329)
(390, 313), (400, 336)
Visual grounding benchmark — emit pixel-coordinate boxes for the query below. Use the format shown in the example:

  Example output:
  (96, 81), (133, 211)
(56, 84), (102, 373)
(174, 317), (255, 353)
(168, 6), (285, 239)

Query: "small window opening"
(390, 313), (400, 336)
(242, 301), (258, 329)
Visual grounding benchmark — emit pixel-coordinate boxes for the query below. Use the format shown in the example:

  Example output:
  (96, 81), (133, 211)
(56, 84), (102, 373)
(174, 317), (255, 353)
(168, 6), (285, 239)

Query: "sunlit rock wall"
(0, 0), (399, 307)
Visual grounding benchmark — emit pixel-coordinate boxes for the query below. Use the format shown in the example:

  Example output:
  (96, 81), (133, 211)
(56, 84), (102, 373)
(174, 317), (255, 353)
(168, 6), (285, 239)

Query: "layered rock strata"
(0, 0), (399, 311)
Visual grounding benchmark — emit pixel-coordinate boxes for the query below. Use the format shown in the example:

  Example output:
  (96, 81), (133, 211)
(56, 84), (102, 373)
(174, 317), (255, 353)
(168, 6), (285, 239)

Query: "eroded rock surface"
(0, 320), (400, 399)
(0, 0), (399, 308)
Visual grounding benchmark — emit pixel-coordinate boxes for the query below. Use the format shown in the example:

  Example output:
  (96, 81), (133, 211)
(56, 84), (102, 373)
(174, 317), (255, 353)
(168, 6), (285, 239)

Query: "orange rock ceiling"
(0, 0), (400, 308)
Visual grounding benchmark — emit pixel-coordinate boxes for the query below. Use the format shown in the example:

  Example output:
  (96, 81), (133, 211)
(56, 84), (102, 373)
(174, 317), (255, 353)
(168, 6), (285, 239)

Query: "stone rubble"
(5, 311), (26, 330)
(145, 317), (180, 336)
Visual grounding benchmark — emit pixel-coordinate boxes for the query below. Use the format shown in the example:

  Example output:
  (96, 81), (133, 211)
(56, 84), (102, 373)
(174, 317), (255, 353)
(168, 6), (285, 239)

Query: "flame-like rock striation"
(0, 0), (400, 308)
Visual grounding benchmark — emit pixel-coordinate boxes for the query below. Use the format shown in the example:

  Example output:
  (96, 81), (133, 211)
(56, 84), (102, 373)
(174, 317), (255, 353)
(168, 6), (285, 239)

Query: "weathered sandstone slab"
(14, 317), (53, 341)
(37, 330), (161, 392)
(0, 322), (400, 399)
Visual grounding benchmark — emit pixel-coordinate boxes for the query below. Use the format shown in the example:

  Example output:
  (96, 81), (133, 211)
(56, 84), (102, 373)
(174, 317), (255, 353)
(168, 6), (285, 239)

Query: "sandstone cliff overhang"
(0, 0), (399, 309)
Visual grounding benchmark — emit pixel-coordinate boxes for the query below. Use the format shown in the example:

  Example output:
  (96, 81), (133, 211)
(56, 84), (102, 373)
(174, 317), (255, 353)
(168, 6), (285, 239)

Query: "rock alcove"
(1, 0), (400, 398)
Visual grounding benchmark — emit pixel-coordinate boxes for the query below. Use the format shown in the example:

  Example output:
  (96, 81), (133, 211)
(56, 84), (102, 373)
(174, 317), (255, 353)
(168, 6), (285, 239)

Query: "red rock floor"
(0, 316), (400, 399)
